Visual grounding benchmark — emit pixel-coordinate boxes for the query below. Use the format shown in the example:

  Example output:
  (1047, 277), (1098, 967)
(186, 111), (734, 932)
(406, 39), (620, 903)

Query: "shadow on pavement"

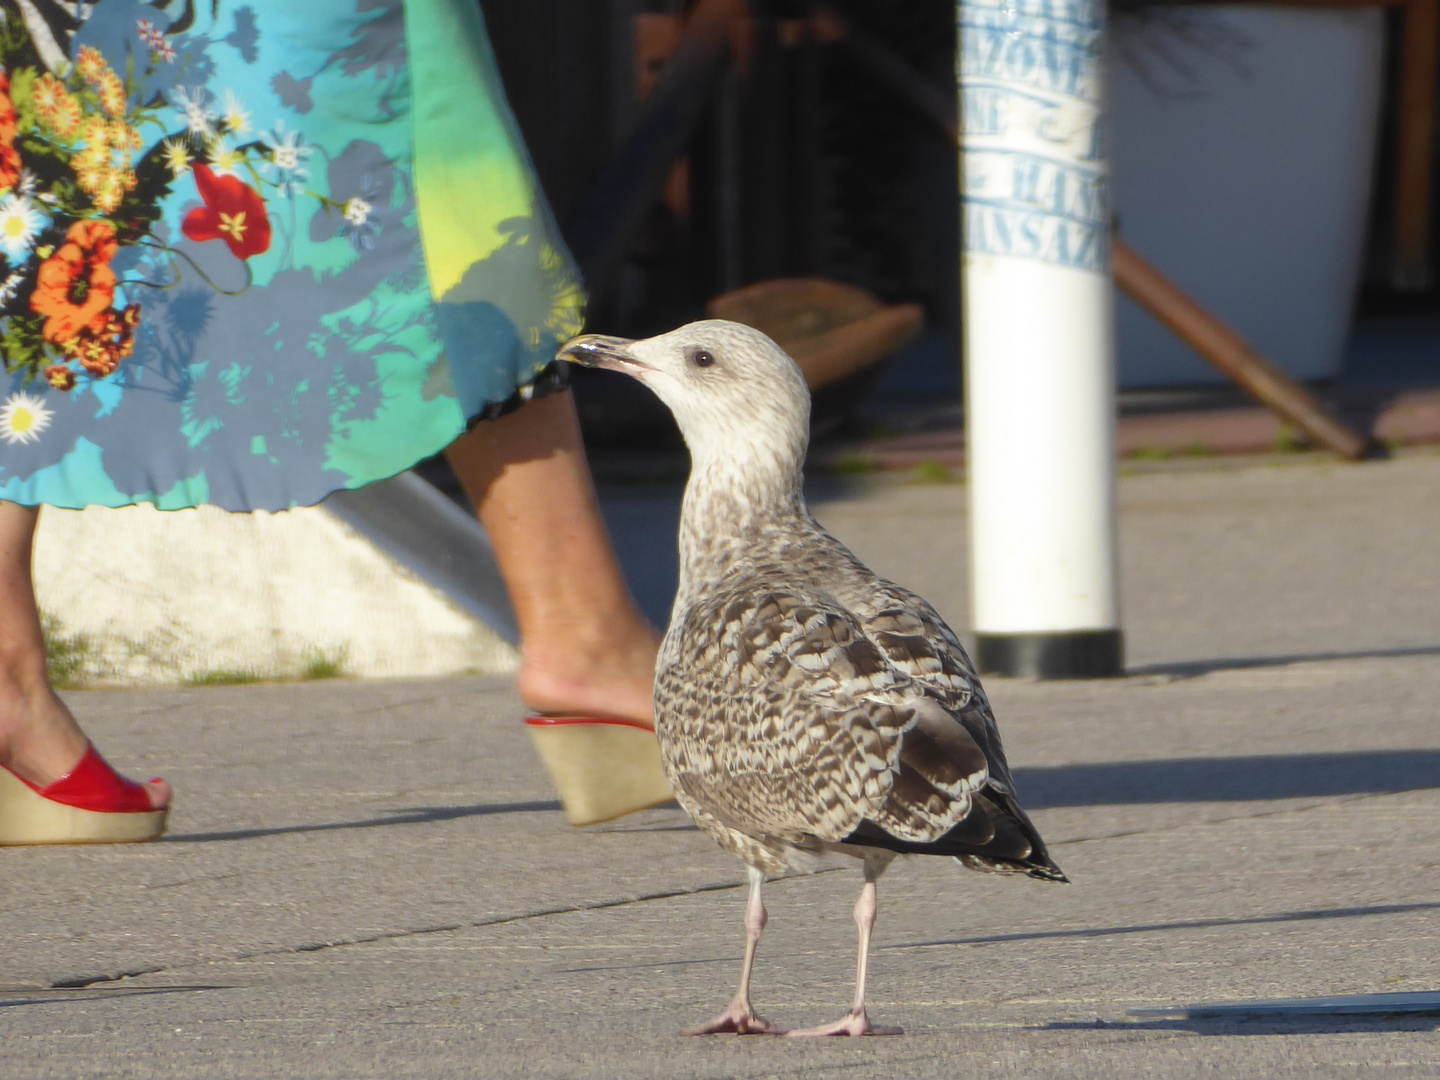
(1129, 643), (1440, 679)
(1013, 749), (1440, 808)
(161, 748), (1440, 844)
(889, 900), (1440, 953)
(0, 985), (231, 1010)
(1049, 1015), (1440, 1036)
(162, 799), (563, 844)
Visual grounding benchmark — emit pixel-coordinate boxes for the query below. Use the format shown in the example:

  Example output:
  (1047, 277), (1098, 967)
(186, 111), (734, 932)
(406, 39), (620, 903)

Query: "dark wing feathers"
(899, 697), (989, 795)
(840, 584), (1062, 879)
(849, 789), (1066, 882)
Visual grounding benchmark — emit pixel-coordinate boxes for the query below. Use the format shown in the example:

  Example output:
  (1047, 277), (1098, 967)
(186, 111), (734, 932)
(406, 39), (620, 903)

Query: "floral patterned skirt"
(0, 0), (583, 510)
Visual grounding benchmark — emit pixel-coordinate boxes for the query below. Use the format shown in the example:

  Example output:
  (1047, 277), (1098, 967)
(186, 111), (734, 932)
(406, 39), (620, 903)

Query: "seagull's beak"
(557, 334), (647, 375)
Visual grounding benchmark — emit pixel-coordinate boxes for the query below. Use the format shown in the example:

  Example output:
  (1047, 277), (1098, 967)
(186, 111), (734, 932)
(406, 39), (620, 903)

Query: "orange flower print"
(181, 163), (271, 259)
(30, 220), (120, 344)
(75, 45), (106, 83)
(0, 73), (16, 144)
(32, 73), (82, 139)
(71, 117), (140, 212)
(96, 69), (127, 119)
(0, 72), (20, 194)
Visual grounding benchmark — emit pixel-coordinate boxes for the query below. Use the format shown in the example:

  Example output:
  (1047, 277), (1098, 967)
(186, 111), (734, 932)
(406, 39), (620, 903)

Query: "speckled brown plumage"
(560, 320), (1064, 1037)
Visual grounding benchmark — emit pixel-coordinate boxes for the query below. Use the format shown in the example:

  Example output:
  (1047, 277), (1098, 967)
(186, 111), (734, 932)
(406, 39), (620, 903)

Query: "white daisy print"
(0, 392), (53, 445)
(0, 194), (45, 263)
(222, 90), (251, 135)
(162, 136), (192, 176)
(0, 270), (24, 305)
(343, 197), (372, 226)
(205, 134), (244, 177)
(171, 85), (215, 136)
(260, 120), (313, 198)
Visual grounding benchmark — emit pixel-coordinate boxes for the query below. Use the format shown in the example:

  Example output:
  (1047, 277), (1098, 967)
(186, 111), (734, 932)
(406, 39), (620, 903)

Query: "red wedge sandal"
(0, 744), (169, 845)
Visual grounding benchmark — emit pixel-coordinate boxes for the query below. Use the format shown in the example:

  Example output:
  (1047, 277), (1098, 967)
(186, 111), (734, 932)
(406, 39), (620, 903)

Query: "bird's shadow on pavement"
(1013, 749), (1440, 808)
(0, 985), (231, 1011)
(1129, 642), (1440, 680)
(890, 900), (1440, 952)
(1047, 1014), (1440, 1036)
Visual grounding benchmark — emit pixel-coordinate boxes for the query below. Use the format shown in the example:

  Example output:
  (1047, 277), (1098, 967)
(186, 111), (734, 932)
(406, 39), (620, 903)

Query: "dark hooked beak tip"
(557, 334), (642, 372)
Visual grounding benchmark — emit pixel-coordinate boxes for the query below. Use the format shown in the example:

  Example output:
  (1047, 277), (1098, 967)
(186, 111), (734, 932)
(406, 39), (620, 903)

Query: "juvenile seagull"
(561, 321), (1065, 1037)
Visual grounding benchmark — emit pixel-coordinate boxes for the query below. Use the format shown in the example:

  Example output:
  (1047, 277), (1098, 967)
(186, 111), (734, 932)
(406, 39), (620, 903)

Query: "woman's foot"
(516, 615), (661, 727)
(516, 614), (668, 825)
(0, 683), (170, 810)
(0, 500), (169, 818)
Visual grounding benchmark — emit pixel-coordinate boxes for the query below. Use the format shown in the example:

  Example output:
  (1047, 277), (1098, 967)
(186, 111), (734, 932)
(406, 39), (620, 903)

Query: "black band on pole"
(974, 630), (1124, 680)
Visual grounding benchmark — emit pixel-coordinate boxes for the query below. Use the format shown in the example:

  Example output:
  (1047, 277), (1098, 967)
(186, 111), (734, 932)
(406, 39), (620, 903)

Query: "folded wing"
(657, 586), (1064, 880)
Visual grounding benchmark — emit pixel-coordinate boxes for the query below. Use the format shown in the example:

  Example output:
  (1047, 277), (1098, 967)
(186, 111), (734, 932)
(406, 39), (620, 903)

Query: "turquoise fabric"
(0, 0), (582, 510)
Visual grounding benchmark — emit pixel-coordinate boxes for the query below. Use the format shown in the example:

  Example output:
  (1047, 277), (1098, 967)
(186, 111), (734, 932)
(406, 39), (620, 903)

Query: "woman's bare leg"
(445, 389), (659, 724)
(0, 502), (170, 806)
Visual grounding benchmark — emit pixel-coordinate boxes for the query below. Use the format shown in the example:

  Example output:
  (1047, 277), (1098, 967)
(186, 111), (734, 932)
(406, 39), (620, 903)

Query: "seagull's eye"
(690, 349), (715, 369)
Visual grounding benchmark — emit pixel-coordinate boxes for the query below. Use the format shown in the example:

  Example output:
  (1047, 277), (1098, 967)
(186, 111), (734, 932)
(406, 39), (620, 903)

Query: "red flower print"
(31, 220), (120, 344)
(181, 164), (271, 260)
(0, 72), (20, 193)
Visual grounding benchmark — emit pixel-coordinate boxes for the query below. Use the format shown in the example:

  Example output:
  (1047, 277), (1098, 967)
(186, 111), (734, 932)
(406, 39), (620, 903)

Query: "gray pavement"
(4, 449), (1440, 1079)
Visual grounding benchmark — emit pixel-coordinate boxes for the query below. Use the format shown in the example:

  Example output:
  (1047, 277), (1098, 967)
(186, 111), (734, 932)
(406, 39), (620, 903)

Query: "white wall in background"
(34, 503), (518, 684)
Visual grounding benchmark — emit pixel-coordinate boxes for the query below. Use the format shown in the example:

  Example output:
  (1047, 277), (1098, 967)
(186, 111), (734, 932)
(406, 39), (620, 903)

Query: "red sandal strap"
(524, 715), (656, 732)
(18, 745), (156, 814)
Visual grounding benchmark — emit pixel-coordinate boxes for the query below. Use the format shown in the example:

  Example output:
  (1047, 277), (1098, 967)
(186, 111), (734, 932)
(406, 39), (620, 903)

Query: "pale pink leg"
(685, 867), (786, 1035)
(788, 857), (902, 1037)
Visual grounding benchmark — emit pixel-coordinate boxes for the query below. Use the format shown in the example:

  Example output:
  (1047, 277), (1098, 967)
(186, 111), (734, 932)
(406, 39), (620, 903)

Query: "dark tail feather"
(844, 788), (1066, 882)
(982, 789), (1067, 882)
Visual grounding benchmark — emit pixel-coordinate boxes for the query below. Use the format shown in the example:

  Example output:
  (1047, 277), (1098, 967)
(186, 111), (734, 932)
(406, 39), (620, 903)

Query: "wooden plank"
(1392, 0), (1440, 288)
(1113, 240), (1376, 460)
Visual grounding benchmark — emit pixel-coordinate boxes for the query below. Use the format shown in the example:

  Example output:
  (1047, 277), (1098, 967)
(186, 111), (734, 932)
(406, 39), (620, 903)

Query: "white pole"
(958, 0), (1122, 678)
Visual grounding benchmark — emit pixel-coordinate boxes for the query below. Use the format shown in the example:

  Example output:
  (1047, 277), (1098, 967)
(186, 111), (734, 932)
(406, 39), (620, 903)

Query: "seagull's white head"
(559, 320), (811, 484)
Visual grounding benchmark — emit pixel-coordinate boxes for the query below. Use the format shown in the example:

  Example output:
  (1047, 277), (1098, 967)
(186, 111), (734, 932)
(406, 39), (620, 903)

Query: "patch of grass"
(1184, 442), (1214, 458)
(300, 646), (347, 681)
(1128, 446), (1174, 461)
(42, 613), (104, 689)
(829, 452), (876, 475)
(912, 460), (957, 483)
(187, 668), (263, 686)
(1274, 425), (1312, 454)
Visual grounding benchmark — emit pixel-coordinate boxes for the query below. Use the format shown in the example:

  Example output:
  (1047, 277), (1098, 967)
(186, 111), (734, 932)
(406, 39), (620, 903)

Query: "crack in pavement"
(40, 785), (1437, 990)
(45, 876), (765, 990)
